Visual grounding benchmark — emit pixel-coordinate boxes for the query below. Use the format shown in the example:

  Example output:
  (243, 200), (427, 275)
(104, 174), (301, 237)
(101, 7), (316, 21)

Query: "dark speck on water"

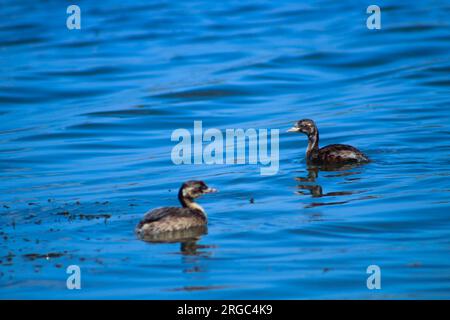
(1, 0), (450, 299)
(23, 252), (65, 261)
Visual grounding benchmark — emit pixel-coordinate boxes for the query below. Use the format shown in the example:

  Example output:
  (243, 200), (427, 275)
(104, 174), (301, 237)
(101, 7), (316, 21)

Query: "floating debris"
(0, 252), (16, 266)
(23, 252), (66, 261)
(407, 262), (422, 268)
(56, 211), (111, 221)
(94, 201), (109, 205)
(78, 213), (111, 220)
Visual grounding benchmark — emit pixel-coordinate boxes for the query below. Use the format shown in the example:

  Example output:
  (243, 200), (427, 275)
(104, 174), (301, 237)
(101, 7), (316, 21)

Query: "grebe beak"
(204, 187), (218, 194)
(287, 126), (299, 132)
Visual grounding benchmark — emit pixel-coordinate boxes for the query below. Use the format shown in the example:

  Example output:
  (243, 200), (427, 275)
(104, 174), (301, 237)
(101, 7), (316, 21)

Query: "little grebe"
(136, 181), (217, 236)
(288, 119), (369, 164)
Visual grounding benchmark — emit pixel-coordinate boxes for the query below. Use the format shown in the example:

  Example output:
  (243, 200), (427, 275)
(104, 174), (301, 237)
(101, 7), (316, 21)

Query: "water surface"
(1, 0), (450, 299)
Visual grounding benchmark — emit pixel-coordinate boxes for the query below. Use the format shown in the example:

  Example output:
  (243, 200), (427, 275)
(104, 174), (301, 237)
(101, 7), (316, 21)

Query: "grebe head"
(287, 119), (317, 137)
(179, 180), (217, 201)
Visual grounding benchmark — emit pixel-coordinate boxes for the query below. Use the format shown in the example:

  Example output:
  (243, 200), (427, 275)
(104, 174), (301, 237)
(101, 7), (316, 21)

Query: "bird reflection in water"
(137, 225), (212, 256)
(295, 164), (369, 208)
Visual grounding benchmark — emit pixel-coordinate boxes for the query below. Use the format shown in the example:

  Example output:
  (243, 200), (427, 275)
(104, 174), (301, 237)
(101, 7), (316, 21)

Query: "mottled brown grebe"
(288, 119), (370, 164)
(135, 181), (217, 236)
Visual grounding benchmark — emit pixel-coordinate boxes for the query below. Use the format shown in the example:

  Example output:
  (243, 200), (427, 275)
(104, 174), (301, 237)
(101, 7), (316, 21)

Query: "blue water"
(1, 0), (450, 299)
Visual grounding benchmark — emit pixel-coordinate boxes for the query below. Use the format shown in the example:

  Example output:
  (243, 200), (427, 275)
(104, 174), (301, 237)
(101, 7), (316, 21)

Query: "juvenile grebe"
(288, 119), (369, 164)
(135, 180), (217, 236)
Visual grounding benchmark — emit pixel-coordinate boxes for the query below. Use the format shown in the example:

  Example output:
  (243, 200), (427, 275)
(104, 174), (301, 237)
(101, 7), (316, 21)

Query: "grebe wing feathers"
(140, 207), (189, 223)
(318, 144), (369, 162)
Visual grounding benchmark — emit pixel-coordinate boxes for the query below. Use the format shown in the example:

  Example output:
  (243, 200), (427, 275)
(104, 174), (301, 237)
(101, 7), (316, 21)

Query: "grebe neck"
(306, 131), (319, 161)
(178, 189), (206, 216)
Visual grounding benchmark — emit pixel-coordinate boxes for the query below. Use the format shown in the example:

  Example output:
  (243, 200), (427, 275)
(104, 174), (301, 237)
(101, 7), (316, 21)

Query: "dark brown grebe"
(135, 181), (217, 236)
(288, 119), (370, 164)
